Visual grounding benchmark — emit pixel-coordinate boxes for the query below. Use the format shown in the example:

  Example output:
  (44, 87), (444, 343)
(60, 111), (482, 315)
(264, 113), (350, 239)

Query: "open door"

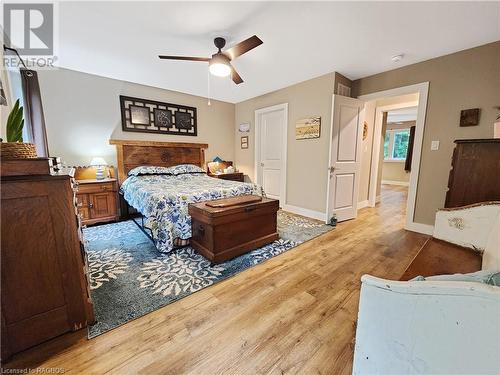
(326, 95), (365, 222)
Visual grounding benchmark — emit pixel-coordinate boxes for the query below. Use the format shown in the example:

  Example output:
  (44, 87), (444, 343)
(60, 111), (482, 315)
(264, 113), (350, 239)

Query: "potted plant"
(494, 106), (500, 139)
(1, 99), (37, 159)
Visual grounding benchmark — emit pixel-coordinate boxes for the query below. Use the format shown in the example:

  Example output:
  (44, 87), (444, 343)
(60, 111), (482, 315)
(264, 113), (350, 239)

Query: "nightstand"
(75, 178), (119, 225)
(208, 172), (245, 182)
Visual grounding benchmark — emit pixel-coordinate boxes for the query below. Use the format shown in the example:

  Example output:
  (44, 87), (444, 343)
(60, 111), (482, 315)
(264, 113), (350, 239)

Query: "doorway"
(254, 103), (288, 205)
(358, 82), (430, 234)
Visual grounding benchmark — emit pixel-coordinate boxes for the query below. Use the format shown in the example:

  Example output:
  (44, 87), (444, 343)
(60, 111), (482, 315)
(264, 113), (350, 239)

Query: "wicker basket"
(1, 142), (38, 159)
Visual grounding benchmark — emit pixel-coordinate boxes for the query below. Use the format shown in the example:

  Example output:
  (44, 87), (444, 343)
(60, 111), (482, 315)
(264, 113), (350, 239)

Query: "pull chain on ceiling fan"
(158, 35), (263, 85)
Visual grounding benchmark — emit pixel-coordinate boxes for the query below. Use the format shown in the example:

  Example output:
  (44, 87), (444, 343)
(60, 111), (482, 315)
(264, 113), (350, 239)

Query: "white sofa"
(353, 203), (500, 375)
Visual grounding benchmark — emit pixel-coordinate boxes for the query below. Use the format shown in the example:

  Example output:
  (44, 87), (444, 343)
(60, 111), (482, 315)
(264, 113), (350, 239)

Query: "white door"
(326, 95), (365, 222)
(255, 104), (288, 204)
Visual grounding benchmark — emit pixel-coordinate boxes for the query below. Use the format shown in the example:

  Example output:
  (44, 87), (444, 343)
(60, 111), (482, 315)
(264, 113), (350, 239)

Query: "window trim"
(384, 128), (410, 162)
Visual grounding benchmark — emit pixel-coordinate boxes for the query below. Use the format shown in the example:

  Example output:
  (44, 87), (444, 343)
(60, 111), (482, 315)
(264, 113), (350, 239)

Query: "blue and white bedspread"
(121, 173), (261, 253)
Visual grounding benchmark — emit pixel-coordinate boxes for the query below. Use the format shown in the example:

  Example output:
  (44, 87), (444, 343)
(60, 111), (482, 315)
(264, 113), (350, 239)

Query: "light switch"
(431, 140), (440, 151)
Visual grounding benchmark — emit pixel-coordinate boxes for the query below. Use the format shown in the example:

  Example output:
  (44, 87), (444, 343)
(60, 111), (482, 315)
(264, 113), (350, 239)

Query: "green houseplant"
(1, 99), (37, 159)
(6, 99), (24, 142)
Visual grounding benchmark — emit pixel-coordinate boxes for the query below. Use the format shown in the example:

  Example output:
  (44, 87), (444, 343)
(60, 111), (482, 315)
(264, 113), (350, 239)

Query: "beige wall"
(382, 162), (410, 183)
(353, 41), (500, 225)
(234, 73), (335, 213)
(36, 68), (235, 166)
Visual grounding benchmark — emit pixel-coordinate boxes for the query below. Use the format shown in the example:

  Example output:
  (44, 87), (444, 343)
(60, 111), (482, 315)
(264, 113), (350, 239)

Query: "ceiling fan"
(158, 35), (263, 84)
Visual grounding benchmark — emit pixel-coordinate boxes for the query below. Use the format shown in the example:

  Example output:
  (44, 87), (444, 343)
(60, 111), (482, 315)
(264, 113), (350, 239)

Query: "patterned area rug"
(84, 211), (333, 338)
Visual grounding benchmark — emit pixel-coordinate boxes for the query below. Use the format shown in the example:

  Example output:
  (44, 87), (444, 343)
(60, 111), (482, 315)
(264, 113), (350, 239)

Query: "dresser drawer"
(77, 182), (116, 194)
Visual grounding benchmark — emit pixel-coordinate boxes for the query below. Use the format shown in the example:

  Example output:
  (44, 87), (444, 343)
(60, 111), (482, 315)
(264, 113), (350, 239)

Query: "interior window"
(384, 129), (410, 161)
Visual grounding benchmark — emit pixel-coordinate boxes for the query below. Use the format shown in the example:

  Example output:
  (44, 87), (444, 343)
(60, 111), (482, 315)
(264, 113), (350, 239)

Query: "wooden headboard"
(109, 139), (208, 184)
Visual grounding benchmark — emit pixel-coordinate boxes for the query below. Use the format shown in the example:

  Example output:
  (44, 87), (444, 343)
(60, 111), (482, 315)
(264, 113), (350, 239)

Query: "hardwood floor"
(3, 185), (428, 374)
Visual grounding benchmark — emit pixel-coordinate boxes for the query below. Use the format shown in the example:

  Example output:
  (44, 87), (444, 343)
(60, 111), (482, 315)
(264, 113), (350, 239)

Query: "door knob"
(260, 162), (264, 167)
(328, 166), (335, 172)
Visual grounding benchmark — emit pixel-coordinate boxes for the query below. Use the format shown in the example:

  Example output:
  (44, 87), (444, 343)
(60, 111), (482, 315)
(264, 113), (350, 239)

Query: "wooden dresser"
(75, 179), (118, 225)
(445, 139), (500, 208)
(1, 159), (94, 361)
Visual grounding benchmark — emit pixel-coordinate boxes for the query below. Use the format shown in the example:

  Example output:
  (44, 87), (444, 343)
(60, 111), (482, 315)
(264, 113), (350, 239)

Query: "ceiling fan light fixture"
(209, 62), (231, 77)
(209, 54), (231, 77)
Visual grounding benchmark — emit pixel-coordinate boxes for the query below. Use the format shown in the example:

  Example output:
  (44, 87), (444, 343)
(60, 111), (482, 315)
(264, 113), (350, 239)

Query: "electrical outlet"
(431, 140), (440, 151)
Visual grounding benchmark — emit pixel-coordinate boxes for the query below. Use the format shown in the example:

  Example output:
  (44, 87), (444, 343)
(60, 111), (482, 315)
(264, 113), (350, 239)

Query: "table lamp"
(90, 157), (107, 180)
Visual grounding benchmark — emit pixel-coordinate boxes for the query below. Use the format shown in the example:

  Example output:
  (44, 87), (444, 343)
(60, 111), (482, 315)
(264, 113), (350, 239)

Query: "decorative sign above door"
(120, 95), (197, 136)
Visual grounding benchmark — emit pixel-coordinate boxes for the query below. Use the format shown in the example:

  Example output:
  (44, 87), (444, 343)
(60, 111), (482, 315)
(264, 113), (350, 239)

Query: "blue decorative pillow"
(128, 166), (172, 176)
(165, 164), (206, 175)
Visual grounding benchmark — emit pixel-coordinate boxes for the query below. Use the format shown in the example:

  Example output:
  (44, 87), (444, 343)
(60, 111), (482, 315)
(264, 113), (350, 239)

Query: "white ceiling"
(387, 107), (418, 124)
(56, 1), (500, 103)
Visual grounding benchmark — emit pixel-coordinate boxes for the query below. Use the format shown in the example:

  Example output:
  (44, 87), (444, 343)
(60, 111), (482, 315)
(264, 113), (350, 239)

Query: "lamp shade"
(90, 157), (107, 167)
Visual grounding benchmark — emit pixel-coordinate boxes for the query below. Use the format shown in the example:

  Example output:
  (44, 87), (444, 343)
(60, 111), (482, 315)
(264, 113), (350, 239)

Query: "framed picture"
(175, 111), (193, 129)
(130, 106), (150, 125)
(120, 95), (197, 136)
(241, 136), (248, 149)
(460, 108), (480, 127)
(296, 117), (321, 139)
(154, 108), (172, 129)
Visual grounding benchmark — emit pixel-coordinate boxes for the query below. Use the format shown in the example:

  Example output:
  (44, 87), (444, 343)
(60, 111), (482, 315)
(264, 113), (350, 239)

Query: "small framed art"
(241, 136), (249, 149)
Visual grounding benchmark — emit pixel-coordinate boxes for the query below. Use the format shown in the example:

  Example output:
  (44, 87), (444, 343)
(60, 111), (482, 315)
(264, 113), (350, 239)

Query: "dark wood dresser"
(1, 159), (94, 361)
(445, 139), (500, 208)
(75, 179), (118, 226)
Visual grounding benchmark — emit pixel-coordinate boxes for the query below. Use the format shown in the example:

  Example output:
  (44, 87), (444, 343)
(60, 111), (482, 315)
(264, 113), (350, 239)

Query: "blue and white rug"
(84, 211), (333, 338)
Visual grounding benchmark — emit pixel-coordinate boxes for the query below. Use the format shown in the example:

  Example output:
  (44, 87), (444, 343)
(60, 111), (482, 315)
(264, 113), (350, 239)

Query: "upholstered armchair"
(352, 202), (500, 375)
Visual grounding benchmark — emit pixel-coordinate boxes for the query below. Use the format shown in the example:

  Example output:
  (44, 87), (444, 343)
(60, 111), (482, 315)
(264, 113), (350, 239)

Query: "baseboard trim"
(382, 180), (410, 187)
(282, 204), (326, 222)
(357, 200), (370, 209)
(405, 222), (434, 235)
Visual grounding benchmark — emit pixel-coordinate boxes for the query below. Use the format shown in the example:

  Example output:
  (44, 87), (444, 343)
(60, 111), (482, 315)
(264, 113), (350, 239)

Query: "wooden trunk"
(1, 159), (94, 361)
(188, 196), (279, 263)
(445, 139), (500, 208)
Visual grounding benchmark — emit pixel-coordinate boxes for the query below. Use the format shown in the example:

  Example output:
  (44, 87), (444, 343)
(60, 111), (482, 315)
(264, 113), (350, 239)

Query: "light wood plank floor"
(4, 185), (428, 374)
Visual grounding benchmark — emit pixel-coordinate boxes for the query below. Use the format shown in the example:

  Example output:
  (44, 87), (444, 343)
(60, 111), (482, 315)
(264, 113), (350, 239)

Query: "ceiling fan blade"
(224, 35), (263, 60)
(230, 65), (243, 84)
(158, 55), (210, 62)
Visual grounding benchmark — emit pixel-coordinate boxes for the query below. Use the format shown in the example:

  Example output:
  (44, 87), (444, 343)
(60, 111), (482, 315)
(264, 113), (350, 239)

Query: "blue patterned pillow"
(128, 166), (172, 176)
(165, 164), (206, 175)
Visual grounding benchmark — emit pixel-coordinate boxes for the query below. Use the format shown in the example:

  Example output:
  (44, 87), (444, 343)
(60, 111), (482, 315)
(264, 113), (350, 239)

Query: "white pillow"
(482, 212), (500, 271)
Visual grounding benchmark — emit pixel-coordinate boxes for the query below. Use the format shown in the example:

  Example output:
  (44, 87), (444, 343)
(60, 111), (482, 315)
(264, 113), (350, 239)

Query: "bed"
(109, 140), (261, 253)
